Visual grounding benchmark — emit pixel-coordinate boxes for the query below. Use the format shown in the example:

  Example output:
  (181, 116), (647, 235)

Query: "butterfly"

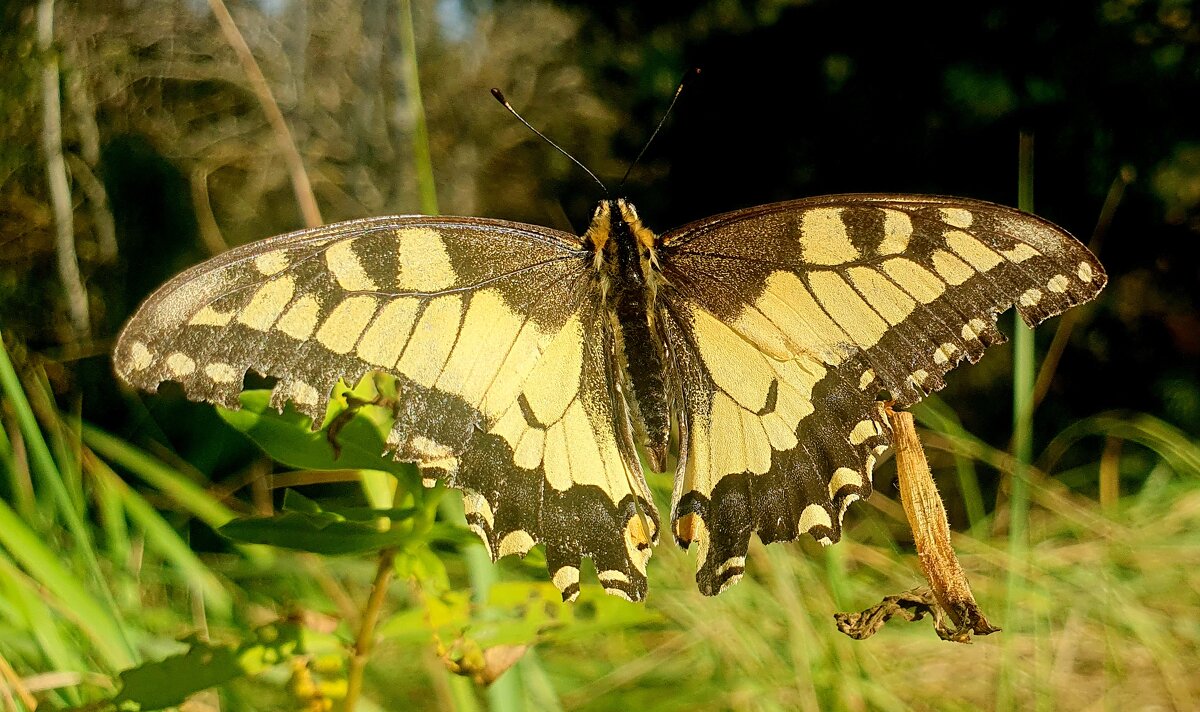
(114, 193), (1106, 601)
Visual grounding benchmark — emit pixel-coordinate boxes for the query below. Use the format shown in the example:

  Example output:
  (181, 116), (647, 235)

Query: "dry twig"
(207, 0), (323, 228)
(837, 408), (999, 642)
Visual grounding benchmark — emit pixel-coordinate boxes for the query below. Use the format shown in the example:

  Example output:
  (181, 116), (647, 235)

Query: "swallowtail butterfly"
(115, 190), (1105, 601)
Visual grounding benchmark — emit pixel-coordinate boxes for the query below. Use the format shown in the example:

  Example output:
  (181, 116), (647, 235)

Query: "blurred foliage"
(1, 0), (1200, 710)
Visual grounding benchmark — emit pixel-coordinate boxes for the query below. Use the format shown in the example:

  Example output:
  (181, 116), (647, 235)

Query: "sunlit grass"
(3, 319), (1200, 711)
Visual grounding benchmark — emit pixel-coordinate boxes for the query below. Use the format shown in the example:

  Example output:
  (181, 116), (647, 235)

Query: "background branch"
(38, 0), (90, 339)
(207, 0), (323, 229)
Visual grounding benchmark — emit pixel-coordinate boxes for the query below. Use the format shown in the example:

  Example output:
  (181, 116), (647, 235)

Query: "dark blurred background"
(3, 0), (1197, 461)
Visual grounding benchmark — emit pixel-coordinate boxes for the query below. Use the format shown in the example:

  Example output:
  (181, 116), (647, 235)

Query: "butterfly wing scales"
(115, 216), (659, 601)
(659, 194), (1105, 594)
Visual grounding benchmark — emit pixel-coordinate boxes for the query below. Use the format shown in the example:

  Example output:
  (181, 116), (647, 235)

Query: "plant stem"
(1009, 131), (1036, 545)
(398, 0), (439, 216)
(343, 546), (398, 711)
(38, 0), (90, 339)
(1000, 129), (1037, 708)
(207, 0), (323, 228)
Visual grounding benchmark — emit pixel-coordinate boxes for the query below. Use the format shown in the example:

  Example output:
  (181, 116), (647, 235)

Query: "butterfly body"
(588, 199), (673, 474)
(115, 192), (1106, 601)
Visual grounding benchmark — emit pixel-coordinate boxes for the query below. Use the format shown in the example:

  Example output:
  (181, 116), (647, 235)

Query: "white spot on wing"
(1078, 261), (1094, 282)
(128, 341), (154, 371)
(1001, 243), (1040, 263)
(933, 342), (958, 365)
(286, 380), (320, 406)
(799, 503), (832, 533)
(497, 530), (535, 557)
(799, 207), (859, 265)
(828, 467), (863, 497)
(165, 352), (195, 376)
(277, 295), (321, 341)
(962, 317), (988, 341)
(552, 566), (580, 601)
(848, 420), (880, 446)
(326, 238), (378, 291)
(938, 207), (974, 228)
(190, 306), (233, 327)
(204, 362), (239, 384)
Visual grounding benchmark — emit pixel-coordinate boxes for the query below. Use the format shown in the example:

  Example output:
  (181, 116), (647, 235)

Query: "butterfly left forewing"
(116, 216), (659, 601)
(658, 194), (1105, 594)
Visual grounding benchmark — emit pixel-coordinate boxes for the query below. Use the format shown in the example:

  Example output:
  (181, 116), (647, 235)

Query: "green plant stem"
(1000, 130), (1038, 708)
(398, 0), (439, 216)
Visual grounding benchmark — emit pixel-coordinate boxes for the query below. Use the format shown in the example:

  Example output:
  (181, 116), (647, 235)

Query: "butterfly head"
(584, 198), (660, 272)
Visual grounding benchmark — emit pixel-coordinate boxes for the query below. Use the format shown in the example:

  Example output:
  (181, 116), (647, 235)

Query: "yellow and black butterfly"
(114, 183), (1106, 602)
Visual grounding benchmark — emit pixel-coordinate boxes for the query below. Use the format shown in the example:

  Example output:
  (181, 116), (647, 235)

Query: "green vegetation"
(3, 1), (1199, 710)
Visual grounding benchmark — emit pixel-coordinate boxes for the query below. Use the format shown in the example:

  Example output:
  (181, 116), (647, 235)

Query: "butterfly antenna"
(617, 67), (700, 192)
(491, 88), (609, 196)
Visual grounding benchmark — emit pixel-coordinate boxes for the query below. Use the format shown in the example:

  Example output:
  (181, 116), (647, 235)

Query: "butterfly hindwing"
(115, 216), (660, 601)
(658, 194), (1105, 594)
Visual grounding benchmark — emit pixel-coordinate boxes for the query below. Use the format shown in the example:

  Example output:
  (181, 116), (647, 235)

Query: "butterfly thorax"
(584, 199), (672, 473)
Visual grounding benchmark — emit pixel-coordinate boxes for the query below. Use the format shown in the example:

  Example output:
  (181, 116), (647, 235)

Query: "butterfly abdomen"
(586, 199), (672, 473)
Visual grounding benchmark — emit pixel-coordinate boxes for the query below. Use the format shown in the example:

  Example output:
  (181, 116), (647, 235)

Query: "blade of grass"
(398, 0), (438, 216)
(0, 339), (122, 638)
(80, 423), (237, 531)
(1002, 130), (1047, 710)
(25, 368), (85, 519)
(0, 412), (36, 523)
(88, 452), (234, 618)
(0, 497), (135, 669)
(0, 554), (85, 707)
(92, 453), (132, 571)
(1039, 412), (1200, 480)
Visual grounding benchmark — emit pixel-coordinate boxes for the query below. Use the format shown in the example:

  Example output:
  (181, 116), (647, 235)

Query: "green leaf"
(114, 623), (304, 710)
(218, 489), (419, 555)
(217, 386), (413, 476)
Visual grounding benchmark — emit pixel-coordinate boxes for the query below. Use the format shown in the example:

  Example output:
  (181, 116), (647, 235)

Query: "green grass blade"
(0, 496), (135, 669)
(398, 0), (439, 216)
(92, 457), (234, 618)
(0, 553), (87, 706)
(0, 413), (37, 522)
(1001, 129), (1045, 709)
(0, 338), (109, 595)
(1039, 412), (1200, 479)
(80, 423), (237, 530)
(29, 369), (86, 516)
